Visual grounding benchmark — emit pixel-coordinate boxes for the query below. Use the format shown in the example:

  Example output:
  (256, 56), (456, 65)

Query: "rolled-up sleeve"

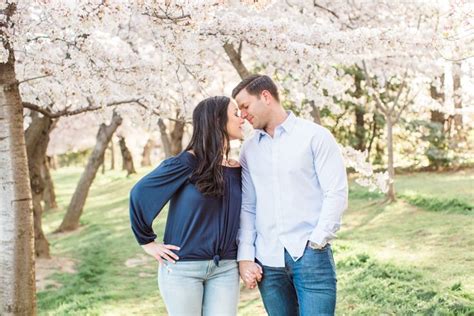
(237, 143), (257, 261)
(309, 129), (348, 246)
(129, 157), (192, 245)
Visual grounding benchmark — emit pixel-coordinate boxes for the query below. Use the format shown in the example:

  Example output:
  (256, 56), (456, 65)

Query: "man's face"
(234, 89), (268, 129)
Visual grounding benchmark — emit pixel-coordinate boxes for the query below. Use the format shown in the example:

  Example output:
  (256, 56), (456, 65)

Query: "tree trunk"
(170, 120), (185, 156)
(25, 111), (54, 258)
(353, 68), (366, 151)
(362, 61), (398, 203)
(385, 117), (396, 202)
(366, 114), (376, 159)
(48, 155), (58, 170)
(141, 138), (155, 167)
(158, 118), (172, 158)
(354, 106), (366, 151)
(110, 140), (115, 170)
(119, 136), (136, 176)
(42, 157), (58, 210)
(0, 27), (37, 315)
(223, 42), (251, 79)
(452, 61), (463, 131)
(309, 100), (321, 125)
(431, 110), (445, 125)
(56, 112), (122, 232)
(430, 75), (445, 126)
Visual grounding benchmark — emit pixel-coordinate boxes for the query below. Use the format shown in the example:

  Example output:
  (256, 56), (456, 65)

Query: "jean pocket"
(303, 245), (331, 265)
(307, 243), (330, 253)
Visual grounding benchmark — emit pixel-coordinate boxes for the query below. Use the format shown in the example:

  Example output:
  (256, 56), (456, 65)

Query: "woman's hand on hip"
(141, 242), (180, 264)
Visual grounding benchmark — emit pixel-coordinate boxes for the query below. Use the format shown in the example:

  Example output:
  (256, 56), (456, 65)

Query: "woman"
(129, 96), (244, 315)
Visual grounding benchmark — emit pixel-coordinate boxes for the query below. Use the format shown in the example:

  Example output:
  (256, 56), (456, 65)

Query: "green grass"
(395, 170), (474, 215)
(38, 167), (474, 315)
(336, 252), (473, 314)
(401, 194), (473, 215)
(395, 170), (474, 204)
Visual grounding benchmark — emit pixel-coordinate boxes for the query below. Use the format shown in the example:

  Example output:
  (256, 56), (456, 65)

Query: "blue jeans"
(158, 259), (239, 316)
(257, 245), (337, 316)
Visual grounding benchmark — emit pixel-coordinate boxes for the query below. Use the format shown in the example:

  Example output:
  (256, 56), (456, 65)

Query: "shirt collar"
(280, 111), (297, 133)
(257, 111), (297, 142)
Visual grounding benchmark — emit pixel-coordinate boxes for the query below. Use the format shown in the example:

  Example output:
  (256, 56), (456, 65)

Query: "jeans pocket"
(303, 245), (336, 278)
(307, 243), (330, 253)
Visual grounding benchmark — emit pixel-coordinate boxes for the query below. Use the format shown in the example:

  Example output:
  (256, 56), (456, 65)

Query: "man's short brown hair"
(232, 74), (280, 102)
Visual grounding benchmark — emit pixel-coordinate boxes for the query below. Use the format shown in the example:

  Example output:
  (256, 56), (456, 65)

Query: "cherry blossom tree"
(1, 1), (472, 311)
(1, 3), (36, 314)
(131, 0), (450, 197)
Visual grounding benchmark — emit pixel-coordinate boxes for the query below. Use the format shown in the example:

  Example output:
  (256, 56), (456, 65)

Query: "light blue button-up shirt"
(237, 112), (348, 267)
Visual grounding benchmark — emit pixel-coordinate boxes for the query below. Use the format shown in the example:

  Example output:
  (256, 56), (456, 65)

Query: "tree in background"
(118, 136), (137, 177)
(57, 112), (123, 232)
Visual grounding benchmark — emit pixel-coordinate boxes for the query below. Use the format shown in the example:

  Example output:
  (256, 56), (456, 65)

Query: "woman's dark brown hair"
(184, 96), (231, 196)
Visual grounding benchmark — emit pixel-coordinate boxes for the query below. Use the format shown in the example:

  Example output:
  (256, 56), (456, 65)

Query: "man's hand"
(141, 242), (180, 264)
(239, 260), (263, 289)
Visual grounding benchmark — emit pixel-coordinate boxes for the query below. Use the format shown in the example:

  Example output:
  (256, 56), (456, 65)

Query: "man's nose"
(240, 110), (248, 119)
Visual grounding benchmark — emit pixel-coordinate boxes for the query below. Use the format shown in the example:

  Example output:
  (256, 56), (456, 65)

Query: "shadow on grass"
(349, 184), (473, 216)
(401, 194), (473, 215)
(344, 187), (387, 232)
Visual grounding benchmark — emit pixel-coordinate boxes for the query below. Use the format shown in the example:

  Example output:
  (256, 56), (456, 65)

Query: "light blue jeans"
(158, 259), (239, 316)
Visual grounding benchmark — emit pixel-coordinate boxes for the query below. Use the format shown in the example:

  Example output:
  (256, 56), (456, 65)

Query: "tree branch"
(22, 99), (149, 119)
(313, 1), (355, 29)
(361, 60), (389, 114)
(389, 72), (407, 115)
(394, 88), (419, 124)
(168, 117), (192, 124)
(153, 13), (190, 21)
(223, 42), (250, 79)
(18, 74), (53, 85)
(313, 1), (339, 19)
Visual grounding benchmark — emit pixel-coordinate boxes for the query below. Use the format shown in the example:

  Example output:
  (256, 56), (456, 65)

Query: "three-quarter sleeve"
(129, 156), (193, 245)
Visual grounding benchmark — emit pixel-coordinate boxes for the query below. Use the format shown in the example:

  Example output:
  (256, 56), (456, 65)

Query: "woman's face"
(226, 100), (244, 141)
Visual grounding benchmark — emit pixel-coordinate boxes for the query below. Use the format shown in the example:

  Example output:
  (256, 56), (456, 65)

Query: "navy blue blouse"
(129, 151), (242, 264)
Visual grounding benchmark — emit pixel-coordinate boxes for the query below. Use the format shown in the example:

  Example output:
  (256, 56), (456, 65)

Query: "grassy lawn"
(38, 167), (474, 315)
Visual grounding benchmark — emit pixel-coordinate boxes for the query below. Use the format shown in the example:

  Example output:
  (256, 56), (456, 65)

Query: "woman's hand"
(141, 242), (180, 264)
(239, 261), (263, 289)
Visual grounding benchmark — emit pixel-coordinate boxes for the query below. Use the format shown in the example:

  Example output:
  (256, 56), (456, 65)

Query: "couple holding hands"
(130, 74), (348, 316)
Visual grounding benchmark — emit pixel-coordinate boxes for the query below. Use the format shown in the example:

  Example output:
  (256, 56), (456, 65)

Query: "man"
(233, 74), (348, 316)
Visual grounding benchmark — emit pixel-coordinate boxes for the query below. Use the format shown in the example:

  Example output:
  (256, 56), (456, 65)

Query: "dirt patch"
(138, 272), (155, 278)
(239, 282), (266, 313)
(125, 254), (154, 268)
(36, 256), (77, 292)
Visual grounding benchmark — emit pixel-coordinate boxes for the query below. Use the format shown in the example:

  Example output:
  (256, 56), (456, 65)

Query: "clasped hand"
(239, 261), (263, 289)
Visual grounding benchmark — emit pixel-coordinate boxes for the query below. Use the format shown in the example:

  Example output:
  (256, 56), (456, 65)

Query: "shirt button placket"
(273, 130), (282, 259)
